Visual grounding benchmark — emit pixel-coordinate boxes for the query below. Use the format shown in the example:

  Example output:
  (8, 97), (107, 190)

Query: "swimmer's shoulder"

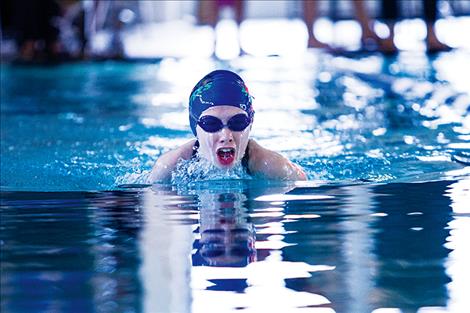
(247, 139), (285, 172)
(247, 139), (307, 181)
(149, 139), (197, 182)
(172, 139), (198, 160)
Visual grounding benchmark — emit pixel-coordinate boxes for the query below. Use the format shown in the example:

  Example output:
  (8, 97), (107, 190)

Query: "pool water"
(1, 51), (470, 312)
(2, 180), (469, 312)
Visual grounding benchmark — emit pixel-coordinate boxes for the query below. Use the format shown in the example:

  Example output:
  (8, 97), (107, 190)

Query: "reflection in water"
(0, 191), (144, 313)
(186, 182), (334, 312)
(281, 181), (453, 313)
(194, 191), (256, 268)
(1, 179), (467, 312)
(89, 191), (144, 313)
(372, 181), (452, 312)
(1, 192), (96, 313)
(140, 185), (194, 313)
(341, 185), (377, 313)
(444, 178), (470, 312)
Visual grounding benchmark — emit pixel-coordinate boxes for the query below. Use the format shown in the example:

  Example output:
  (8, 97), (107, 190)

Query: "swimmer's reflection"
(88, 191), (143, 312)
(192, 191), (256, 267)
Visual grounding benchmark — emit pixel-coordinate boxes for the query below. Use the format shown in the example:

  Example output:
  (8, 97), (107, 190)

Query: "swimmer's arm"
(247, 140), (307, 181)
(148, 139), (196, 183)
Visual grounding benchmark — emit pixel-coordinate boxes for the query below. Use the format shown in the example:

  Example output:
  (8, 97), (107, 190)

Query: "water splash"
(115, 170), (150, 187)
(171, 156), (252, 187)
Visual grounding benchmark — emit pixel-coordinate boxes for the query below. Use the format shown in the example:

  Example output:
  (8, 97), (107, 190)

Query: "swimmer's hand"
(148, 139), (197, 183)
(247, 140), (307, 181)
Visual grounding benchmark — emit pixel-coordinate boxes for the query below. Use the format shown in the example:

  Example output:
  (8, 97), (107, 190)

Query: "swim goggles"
(196, 114), (252, 133)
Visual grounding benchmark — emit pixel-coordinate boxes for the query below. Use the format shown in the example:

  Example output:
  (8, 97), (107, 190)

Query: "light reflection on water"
(1, 51), (469, 191)
(1, 50), (470, 312)
(1, 179), (469, 312)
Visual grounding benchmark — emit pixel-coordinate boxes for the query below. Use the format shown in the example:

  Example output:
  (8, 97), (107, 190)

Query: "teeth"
(219, 148), (234, 153)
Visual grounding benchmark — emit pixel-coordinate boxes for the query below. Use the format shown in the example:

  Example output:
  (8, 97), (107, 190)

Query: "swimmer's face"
(196, 106), (252, 168)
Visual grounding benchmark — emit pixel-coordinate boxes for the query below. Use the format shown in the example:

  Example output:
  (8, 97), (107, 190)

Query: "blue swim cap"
(189, 70), (254, 136)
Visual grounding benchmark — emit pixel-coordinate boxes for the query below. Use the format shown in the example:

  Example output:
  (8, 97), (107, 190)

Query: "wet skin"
(148, 106), (307, 182)
(196, 106), (251, 168)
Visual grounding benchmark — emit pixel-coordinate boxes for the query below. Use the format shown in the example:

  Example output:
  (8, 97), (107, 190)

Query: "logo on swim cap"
(189, 70), (254, 136)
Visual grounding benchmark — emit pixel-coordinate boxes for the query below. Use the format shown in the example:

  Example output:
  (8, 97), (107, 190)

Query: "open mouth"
(216, 147), (236, 166)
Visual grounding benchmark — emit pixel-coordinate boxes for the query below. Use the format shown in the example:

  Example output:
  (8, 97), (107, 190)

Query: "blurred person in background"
(302, 0), (389, 51)
(2, 0), (62, 61)
(197, 0), (245, 56)
(302, 0), (451, 53)
(303, 0), (331, 48)
(354, 0), (452, 53)
(57, 0), (87, 59)
(0, 0), (88, 61)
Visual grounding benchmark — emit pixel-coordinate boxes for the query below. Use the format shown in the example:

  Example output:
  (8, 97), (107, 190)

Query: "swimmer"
(148, 70), (307, 183)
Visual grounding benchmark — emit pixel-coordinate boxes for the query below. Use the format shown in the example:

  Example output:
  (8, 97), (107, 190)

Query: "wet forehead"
(200, 105), (247, 120)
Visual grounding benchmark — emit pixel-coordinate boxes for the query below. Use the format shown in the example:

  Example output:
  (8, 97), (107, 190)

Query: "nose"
(218, 127), (234, 144)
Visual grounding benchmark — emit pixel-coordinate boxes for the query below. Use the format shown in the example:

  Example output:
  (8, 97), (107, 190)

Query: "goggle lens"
(198, 114), (251, 133)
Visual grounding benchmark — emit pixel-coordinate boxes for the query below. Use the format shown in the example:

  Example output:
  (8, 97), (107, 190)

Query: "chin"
(215, 159), (236, 169)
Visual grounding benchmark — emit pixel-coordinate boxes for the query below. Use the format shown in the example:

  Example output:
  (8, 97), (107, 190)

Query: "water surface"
(1, 51), (470, 312)
(1, 52), (469, 190)
(2, 179), (469, 312)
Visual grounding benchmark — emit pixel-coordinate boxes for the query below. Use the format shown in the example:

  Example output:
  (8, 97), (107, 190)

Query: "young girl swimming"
(148, 70), (307, 183)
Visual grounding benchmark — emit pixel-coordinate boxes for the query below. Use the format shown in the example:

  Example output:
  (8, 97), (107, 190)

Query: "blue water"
(2, 180), (469, 312)
(1, 53), (469, 190)
(1, 51), (470, 312)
